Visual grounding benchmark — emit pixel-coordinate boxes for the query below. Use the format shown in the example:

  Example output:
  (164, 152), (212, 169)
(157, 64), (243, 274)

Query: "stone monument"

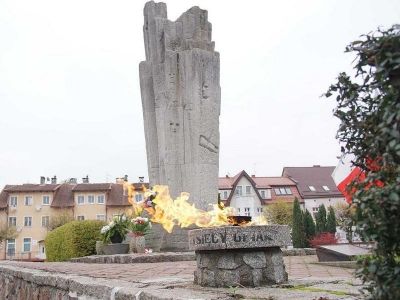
(189, 225), (291, 287)
(139, 1), (220, 211)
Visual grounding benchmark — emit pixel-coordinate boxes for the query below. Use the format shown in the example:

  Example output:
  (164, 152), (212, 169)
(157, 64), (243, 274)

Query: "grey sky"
(0, 0), (399, 187)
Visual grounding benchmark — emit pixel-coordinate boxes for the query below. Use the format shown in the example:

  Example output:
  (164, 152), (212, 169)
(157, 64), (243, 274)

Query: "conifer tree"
(292, 198), (306, 248)
(315, 204), (327, 234)
(304, 209), (316, 245)
(326, 206), (337, 233)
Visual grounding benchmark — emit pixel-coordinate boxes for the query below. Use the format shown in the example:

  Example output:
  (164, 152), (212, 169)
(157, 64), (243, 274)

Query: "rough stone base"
(194, 247), (288, 287)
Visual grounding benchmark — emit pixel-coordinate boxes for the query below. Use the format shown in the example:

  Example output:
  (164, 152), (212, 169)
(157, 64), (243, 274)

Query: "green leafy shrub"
(325, 25), (400, 299)
(45, 220), (105, 262)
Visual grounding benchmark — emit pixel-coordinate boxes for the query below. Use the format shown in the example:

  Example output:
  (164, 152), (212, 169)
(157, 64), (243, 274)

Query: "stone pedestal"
(194, 248), (287, 287)
(189, 225), (291, 287)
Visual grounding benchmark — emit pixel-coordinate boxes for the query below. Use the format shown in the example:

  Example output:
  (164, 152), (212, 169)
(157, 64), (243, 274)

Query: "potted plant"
(130, 216), (152, 253)
(99, 214), (130, 255)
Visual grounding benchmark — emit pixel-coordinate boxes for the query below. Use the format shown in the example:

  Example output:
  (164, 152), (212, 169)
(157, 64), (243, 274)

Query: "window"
(223, 191), (228, 199)
(257, 207), (263, 213)
(275, 187), (293, 195)
(245, 186), (251, 195)
(244, 207), (250, 216)
(88, 195), (95, 204)
(312, 207), (319, 212)
(42, 216), (50, 227)
(237, 208), (241, 213)
(322, 185), (330, 191)
(8, 217), (16, 227)
(309, 186), (316, 191)
(9, 196), (17, 207)
(24, 196), (33, 206)
(24, 217), (32, 227)
(77, 215), (85, 221)
(135, 193), (143, 203)
(77, 195), (85, 204)
(42, 195), (50, 205)
(23, 238), (31, 252)
(260, 190), (266, 199)
(97, 194), (105, 204)
(96, 214), (106, 221)
(6, 239), (15, 256)
(236, 186), (242, 196)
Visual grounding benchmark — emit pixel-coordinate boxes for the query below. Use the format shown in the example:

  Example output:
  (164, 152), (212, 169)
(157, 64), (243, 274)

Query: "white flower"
(109, 221), (115, 227)
(101, 225), (110, 234)
(122, 215), (126, 221)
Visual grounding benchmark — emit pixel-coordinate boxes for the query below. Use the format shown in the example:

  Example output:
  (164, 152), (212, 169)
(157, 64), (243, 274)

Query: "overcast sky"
(0, 0), (398, 187)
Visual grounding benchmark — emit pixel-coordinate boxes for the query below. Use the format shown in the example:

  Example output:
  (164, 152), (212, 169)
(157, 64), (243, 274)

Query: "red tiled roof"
(218, 174), (296, 189)
(107, 183), (149, 206)
(4, 184), (60, 192)
(253, 177), (296, 188)
(0, 187), (9, 209)
(51, 184), (74, 208)
(282, 166), (343, 199)
(72, 183), (112, 192)
(107, 184), (128, 206)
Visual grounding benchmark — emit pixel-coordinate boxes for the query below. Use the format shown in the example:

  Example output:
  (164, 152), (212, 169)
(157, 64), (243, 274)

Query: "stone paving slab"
(70, 252), (196, 264)
(0, 255), (361, 299)
(69, 249), (317, 264)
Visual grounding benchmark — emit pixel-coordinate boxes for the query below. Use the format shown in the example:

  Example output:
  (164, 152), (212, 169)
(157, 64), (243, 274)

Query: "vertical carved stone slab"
(139, 1), (220, 211)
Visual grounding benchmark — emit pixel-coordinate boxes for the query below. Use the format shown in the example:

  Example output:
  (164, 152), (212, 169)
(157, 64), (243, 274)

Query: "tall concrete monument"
(139, 1), (220, 211)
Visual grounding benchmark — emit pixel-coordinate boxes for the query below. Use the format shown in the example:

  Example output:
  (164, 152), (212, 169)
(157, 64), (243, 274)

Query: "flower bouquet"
(130, 216), (152, 236)
(130, 216), (152, 253)
(100, 214), (130, 244)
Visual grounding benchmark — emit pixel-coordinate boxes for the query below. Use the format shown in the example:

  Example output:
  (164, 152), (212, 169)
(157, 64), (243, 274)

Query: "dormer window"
(308, 186), (316, 191)
(322, 185), (330, 191)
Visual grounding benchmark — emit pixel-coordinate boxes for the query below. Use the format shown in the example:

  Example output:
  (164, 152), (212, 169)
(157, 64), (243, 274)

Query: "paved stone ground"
(1, 255), (362, 299)
(2, 255), (354, 282)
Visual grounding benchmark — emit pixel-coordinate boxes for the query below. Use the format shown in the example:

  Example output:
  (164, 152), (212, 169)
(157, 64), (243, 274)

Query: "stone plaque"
(188, 225), (291, 251)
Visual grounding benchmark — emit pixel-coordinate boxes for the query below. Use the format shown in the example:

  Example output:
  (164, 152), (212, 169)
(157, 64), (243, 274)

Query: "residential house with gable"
(282, 165), (347, 217)
(218, 170), (302, 217)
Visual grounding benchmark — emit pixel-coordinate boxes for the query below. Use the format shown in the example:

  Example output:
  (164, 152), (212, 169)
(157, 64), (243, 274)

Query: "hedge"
(45, 220), (105, 262)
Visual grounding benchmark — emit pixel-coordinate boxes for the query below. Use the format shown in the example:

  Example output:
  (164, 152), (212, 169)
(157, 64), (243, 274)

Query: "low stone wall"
(70, 252), (195, 264)
(282, 248), (316, 256)
(0, 264), (143, 299)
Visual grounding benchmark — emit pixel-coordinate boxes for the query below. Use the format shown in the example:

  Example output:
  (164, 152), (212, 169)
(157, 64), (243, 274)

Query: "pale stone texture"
(190, 226), (290, 287)
(139, 1), (221, 211)
(188, 225), (291, 251)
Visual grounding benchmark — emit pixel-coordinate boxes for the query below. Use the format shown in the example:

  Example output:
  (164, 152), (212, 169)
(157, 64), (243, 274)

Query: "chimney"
(251, 175), (255, 178)
(82, 175), (89, 183)
(69, 178), (77, 184)
(225, 175), (229, 178)
(124, 175), (128, 182)
(40, 176), (46, 185)
(139, 176), (144, 183)
(51, 176), (57, 184)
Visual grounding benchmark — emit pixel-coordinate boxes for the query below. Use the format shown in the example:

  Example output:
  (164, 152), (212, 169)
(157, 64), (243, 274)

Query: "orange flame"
(124, 184), (267, 233)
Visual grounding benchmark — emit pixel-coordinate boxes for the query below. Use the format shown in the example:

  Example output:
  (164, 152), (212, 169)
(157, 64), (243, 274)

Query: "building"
(0, 176), (148, 260)
(218, 170), (302, 217)
(282, 166), (347, 217)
